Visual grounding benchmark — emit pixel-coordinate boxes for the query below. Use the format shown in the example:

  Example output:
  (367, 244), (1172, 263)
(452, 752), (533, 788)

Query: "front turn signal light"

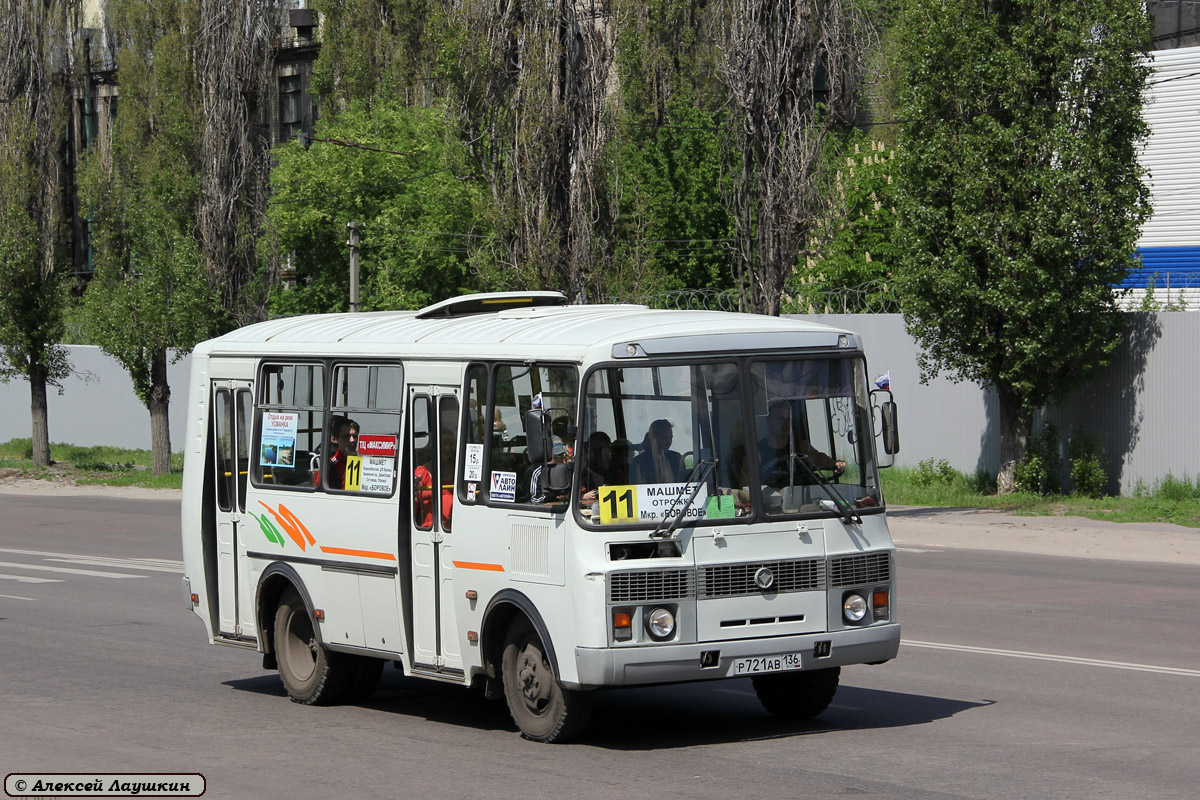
(873, 590), (890, 620)
(613, 609), (633, 641)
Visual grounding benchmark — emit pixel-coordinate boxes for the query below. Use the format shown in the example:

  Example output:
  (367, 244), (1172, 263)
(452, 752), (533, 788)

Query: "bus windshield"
(579, 357), (882, 527)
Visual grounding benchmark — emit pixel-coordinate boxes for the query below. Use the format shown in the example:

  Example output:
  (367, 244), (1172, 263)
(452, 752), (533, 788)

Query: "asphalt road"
(1, 490), (1198, 800)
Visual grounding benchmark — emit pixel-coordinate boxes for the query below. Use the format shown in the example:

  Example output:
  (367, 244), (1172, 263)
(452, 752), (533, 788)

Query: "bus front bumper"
(569, 623), (900, 689)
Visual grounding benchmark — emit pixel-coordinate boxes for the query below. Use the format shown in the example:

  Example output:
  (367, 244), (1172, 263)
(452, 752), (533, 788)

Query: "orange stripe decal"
(277, 503), (317, 546)
(318, 546), (398, 561)
(259, 501), (309, 551)
(452, 561), (505, 572)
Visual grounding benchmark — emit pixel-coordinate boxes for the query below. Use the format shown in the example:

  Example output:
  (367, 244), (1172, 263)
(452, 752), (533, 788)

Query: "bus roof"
(195, 295), (857, 362)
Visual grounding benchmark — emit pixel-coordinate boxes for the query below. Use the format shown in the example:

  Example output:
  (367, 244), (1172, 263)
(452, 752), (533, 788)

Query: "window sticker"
(464, 443), (484, 482)
(358, 434), (397, 458)
(491, 470), (517, 503)
(345, 455), (363, 491)
(598, 482), (709, 524)
(350, 435), (396, 493)
(260, 411), (299, 467)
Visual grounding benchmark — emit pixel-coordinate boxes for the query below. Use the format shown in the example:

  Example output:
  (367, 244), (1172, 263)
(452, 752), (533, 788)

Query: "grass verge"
(881, 466), (1200, 528)
(0, 438), (183, 490)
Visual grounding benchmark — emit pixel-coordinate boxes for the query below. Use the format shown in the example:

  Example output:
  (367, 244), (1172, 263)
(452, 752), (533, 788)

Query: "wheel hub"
(517, 644), (552, 711)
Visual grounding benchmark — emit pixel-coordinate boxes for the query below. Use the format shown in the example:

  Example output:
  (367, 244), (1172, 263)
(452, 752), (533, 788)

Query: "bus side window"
(412, 395), (434, 531)
(328, 363), (403, 496)
(252, 363), (324, 491)
(438, 396), (458, 531)
(460, 363), (488, 503)
(214, 388), (234, 512)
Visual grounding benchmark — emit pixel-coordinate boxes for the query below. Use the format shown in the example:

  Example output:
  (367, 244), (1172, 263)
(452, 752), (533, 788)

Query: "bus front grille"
(828, 551), (892, 587)
(699, 558), (827, 598)
(609, 569), (695, 603)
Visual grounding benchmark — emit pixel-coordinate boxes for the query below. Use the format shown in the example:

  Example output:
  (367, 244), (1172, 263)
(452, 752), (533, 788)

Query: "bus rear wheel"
(752, 666), (841, 719)
(500, 617), (592, 743)
(274, 589), (348, 705)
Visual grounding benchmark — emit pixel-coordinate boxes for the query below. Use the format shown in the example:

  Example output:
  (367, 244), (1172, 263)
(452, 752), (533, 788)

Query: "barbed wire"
(609, 275), (1199, 315)
(609, 282), (903, 314)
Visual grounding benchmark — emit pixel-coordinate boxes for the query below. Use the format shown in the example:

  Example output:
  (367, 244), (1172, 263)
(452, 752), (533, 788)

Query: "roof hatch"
(414, 291), (568, 319)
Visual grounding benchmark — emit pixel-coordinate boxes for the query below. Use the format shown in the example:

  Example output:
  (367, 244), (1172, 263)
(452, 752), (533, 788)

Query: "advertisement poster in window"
(260, 411), (299, 467)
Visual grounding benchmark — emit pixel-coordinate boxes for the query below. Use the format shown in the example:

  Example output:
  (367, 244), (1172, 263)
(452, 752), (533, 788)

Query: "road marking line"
(0, 561), (144, 579)
(896, 548), (942, 554)
(0, 547), (182, 571)
(903, 639), (1200, 677)
(0, 593), (36, 600)
(0, 574), (62, 584)
(49, 558), (184, 574)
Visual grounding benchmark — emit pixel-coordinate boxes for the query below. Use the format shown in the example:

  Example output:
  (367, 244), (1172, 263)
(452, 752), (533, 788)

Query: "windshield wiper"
(649, 459), (717, 540)
(787, 454), (861, 525)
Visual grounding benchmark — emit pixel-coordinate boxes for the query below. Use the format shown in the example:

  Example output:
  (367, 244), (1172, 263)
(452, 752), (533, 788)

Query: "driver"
(759, 401), (845, 488)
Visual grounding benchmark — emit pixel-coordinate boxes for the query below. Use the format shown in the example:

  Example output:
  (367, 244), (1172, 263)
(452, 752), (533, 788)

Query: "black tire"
(273, 589), (349, 705)
(752, 667), (841, 719)
(501, 617), (593, 743)
(343, 655), (385, 702)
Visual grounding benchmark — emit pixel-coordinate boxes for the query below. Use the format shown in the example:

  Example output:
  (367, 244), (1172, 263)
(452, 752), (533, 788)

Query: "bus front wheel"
(500, 617), (592, 742)
(752, 666), (840, 718)
(274, 589), (348, 705)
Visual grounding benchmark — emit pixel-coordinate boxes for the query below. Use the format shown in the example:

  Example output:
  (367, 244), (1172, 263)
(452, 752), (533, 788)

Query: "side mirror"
(547, 461), (574, 492)
(524, 409), (552, 464)
(881, 401), (899, 455)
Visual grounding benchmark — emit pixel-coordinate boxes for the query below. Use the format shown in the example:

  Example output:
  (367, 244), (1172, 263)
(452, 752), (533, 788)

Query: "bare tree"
(449, 0), (616, 301)
(196, 0), (279, 327)
(0, 0), (79, 467)
(720, 0), (871, 315)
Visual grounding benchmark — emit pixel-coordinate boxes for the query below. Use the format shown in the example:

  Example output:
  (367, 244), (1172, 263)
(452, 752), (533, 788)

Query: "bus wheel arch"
(482, 591), (592, 742)
(256, 563), (317, 669)
(480, 590), (560, 683)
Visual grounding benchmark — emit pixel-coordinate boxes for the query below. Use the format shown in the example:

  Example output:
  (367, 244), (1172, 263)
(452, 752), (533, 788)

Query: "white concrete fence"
(2, 312), (1195, 494)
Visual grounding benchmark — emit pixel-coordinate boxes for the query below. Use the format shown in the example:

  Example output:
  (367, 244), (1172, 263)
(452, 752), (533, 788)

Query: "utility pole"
(347, 221), (361, 312)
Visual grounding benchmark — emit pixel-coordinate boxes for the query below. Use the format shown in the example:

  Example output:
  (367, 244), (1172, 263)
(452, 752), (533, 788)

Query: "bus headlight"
(646, 607), (676, 641)
(843, 593), (868, 623)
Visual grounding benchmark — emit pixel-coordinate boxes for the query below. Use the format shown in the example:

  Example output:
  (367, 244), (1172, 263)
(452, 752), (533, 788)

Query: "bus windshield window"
(749, 358), (881, 517)
(581, 358), (882, 526)
(581, 363), (749, 525)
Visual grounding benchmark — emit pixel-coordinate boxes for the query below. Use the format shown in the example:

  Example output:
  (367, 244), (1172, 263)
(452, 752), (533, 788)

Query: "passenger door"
(212, 381), (254, 639)
(408, 387), (462, 673)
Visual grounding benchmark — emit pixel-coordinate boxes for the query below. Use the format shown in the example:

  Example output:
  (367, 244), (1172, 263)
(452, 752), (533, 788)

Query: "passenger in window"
(414, 435), (455, 529)
(551, 417), (573, 458)
(580, 431), (612, 506)
(318, 415), (359, 489)
(759, 401), (844, 488)
(632, 419), (685, 484)
(413, 463), (453, 528)
(609, 438), (633, 486)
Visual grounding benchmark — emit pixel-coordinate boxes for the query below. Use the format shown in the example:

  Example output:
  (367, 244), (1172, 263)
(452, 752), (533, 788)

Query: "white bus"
(181, 292), (901, 742)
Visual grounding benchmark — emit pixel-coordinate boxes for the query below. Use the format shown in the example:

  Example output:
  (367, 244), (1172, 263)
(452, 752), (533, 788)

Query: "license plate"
(730, 652), (802, 676)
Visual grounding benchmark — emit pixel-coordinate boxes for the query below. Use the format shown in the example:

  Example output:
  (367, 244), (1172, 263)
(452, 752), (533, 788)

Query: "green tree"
(0, 0), (78, 468)
(788, 131), (899, 313)
(608, 1), (733, 301)
(610, 96), (732, 301)
(265, 100), (486, 314)
(310, 0), (447, 111)
(78, 0), (214, 475)
(720, 0), (873, 315)
(195, 0), (278, 328)
(893, 0), (1152, 491)
(443, 1), (617, 300)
